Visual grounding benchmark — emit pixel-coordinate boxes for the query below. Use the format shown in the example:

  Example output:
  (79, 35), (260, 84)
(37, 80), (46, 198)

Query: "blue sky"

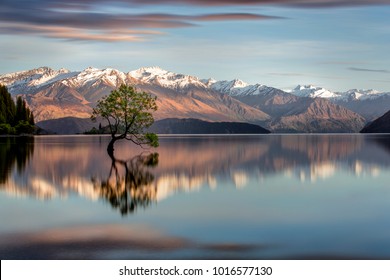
(0, 0), (390, 91)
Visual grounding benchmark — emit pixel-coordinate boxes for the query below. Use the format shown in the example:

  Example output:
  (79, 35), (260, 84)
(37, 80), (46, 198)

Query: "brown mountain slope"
(270, 99), (366, 133)
(27, 82), (271, 124)
(135, 84), (270, 124)
(24, 82), (92, 122)
(234, 91), (366, 133)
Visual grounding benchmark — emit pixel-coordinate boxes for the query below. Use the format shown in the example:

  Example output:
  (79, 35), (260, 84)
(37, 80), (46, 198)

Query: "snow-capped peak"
(344, 89), (388, 101)
(129, 66), (170, 80)
(208, 79), (249, 94)
(0, 66), (78, 93)
(64, 67), (127, 87)
(129, 66), (205, 90)
(291, 84), (339, 99)
(207, 76), (285, 97)
(231, 79), (248, 88)
(346, 89), (380, 96)
(291, 84), (390, 101)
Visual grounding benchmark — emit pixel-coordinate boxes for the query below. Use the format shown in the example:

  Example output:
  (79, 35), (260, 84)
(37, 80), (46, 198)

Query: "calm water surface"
(1, 134), (390, 259)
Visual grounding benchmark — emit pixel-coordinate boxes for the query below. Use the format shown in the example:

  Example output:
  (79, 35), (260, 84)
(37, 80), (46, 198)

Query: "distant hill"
(150, 118), (270, 134)
(37, 117), (270, 135)
(37, 117), (99, 134)
(361, 110), (390, 133)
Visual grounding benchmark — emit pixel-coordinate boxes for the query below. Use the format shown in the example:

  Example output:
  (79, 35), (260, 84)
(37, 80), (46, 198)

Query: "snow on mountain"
(1, 66), (273, 97)
(206, 78), (283, 97)
(128, 66), (206, 90)
(343, 89), (390, 101)
(0, 66), (133, 93)
(2, 66), (390, 104)
(207, 79), (248, 94)
(291, 85), (341, 99)
(0, 67), (79, 93)
(63, 67), (127, 88)
(291, 84), (390, 101)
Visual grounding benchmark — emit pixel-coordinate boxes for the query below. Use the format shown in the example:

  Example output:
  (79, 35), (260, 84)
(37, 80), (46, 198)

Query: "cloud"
(54, 0), (390, 8)
(0, 0), (281, 42)
(348, 67), (390, 73)
(1, 0), (388, 43)
(0, 224), (269, 259)
(192, 13), (282, 21)
(0, 224), (192, 259)
(0, 23), (166, 42)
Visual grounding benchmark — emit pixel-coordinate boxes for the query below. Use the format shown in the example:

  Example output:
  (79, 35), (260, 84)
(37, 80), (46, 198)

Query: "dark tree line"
(0, 84), (35, 134)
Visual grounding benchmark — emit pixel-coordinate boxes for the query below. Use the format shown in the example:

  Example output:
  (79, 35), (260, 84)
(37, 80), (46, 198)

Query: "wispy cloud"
(49, 0), (390, 8)
(0, 23), (166, 42)
(348, 67), (390, 73)
(0, 0), (282, 42)
(192, 13), (282, 21)
(5, 0), (387, 43)
(1, 0), (388, 43)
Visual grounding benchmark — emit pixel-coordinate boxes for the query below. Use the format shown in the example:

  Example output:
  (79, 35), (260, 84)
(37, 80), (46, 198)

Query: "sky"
(0, 0), (390, 92)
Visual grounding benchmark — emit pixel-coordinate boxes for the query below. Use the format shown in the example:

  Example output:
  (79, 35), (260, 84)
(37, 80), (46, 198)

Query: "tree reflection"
(0, 137), (34, 185)
(92, 152), (159, 215)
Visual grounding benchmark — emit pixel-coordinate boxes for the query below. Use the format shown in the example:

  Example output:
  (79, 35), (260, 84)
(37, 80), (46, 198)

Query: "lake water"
(1, 134), (390, 259)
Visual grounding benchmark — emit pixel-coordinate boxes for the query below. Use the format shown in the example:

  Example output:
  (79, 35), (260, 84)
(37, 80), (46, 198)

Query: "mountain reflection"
(1, 135), (390, 208)
(92, 153), (159, 215)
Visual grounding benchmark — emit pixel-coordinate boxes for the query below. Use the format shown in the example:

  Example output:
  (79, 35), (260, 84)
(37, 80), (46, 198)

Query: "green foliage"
(0, 84), (16, 125)
(15, 121), (35, 134)
(92, 84), (159, 149)
(0, 84), (35, 134)
(84, 127), (99, 134)
(15, 97), (34, 126)
(144, 133), (159, 148)
(0, 123), (12, 134)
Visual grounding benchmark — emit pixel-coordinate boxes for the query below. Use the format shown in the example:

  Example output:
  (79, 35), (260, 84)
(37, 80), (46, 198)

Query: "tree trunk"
(107, 137), (117, 158)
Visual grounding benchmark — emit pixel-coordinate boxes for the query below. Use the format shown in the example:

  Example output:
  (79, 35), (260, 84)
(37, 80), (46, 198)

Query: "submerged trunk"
(107, 133), (127, 157)
(107, 137), (117, 158)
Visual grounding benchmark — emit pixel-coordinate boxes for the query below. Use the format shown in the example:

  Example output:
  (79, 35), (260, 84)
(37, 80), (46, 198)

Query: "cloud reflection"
(0, 224), (191, 259)
(0, 223), (278, 259)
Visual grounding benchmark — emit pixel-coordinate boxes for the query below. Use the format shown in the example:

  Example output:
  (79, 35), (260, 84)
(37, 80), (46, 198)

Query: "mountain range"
(1, 66), (389, 133)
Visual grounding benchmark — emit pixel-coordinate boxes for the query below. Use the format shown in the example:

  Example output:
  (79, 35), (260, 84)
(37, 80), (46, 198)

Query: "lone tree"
(92, 84), (159, 155)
